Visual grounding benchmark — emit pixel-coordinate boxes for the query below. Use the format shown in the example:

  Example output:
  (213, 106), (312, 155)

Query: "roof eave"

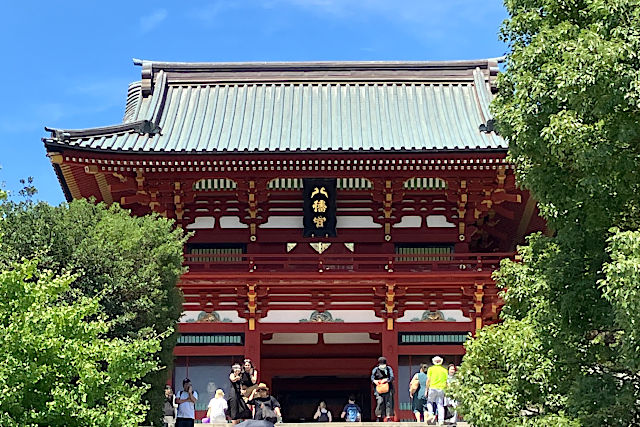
(42, 140), (508, 157)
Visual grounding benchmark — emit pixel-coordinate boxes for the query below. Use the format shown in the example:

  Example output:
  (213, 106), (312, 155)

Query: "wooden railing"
(184, 252), (515, 274)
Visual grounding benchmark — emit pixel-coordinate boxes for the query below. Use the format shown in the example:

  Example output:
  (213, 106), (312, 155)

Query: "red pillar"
(381, 323), (399, 421)
(244, 324), (261, 381)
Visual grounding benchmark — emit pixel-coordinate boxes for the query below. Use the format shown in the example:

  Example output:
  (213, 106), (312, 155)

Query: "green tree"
(0, 200), (188, 426)
(453, 1), (640, 425)
(0, 258), (161, 426)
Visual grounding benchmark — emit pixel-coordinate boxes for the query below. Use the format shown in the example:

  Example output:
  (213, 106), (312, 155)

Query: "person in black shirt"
(313, 400), (332, 422)
(242, 358), (258, 387)
(247, 383), (281, 424)
(163, 385), (176, 427)
(229, 363), (253, 424)
(371, 356), (394, 421)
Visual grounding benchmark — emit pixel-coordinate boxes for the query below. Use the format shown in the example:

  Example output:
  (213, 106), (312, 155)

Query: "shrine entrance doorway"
(259, 341), (380, 422)
(272, 375), (372, 422)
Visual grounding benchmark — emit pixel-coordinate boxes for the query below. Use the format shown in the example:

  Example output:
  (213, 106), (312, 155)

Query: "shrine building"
(43, 58), (545, 421)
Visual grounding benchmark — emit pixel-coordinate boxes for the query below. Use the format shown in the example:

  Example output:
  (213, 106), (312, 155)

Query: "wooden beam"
(513, 194), (537, 249)
(396, 321), (473, 332)
(256, 322), (384, 333)
(174, 346), (244, 356)
(395, 344), (466, 355)
(179, 322), (246, 333)
(58, 165), (82, 199)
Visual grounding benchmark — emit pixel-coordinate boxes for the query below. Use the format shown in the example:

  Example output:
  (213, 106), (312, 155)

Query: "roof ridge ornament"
(44, 119), (161, 142)
(135, 58), (154, 97)
(135, 120), (162, 136)
(479, 119), (496, 133)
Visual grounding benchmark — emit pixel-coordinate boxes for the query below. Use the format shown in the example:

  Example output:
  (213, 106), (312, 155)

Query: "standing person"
(425, 356), (448, 425)
(247, 383), (282, 424)
(409, 364), (428, 422)
(313, 400), (333, 422)
(243, 358), (259, 387)
(444, 364), (458, 425)
(163, 385), (177, 427)
(175, 378), (198, 427)
(207, 388), (228, 423)
(371, 356), (394, 422)
(228, 363), (253, 424)
(340, 395), (361, 422)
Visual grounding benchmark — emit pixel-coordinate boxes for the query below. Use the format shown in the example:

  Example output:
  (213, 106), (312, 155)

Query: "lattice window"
(403, 177), (448, 190)
(399, 333), (468, 344)
(267, 177), (373, 190)
(186, 244), (245, 262)
(395, 244), (453, 262)
(177, 334), (243, 345)
(193, 178), (238, 191)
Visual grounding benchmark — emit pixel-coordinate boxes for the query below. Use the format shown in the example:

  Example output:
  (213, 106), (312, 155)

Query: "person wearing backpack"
(313, 401), (333, 422)
(247, 383), (281, 424)
(409, 364), (429, 422)
(371, 356), (394, 422)
(340, 395), (361, 422)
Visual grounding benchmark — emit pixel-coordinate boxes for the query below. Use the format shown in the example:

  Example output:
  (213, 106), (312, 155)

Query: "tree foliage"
(0, 258), (161, 426)
(0, 200), (188, 426)
(454, 1), (640, 425)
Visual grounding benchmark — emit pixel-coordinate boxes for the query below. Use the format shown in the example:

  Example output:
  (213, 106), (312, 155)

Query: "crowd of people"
(163, 356), (457, 427)
(408, 357), (458, 425)
(371, 356), (458, 426)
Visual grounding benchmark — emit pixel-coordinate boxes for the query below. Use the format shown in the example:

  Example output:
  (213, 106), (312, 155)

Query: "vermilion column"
(381, 322), (399, 421)
(244, 323), (261, 380)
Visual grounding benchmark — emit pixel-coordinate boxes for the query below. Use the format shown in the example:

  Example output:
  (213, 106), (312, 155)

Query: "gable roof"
(43, 58), (505, 154)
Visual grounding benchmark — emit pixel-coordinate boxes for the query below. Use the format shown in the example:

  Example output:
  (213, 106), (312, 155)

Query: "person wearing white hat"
(425, 356), (448, 425)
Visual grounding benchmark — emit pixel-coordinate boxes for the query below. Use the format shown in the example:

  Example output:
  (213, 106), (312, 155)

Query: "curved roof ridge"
(132, 57), (504, 70)
(44, 120), (161, 141)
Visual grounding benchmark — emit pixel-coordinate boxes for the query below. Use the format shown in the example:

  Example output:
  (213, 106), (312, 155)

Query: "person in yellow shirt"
(425, 356), (448, 425)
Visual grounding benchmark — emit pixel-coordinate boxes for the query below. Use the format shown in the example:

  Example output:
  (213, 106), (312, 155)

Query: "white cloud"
(140, 9), (168, 34)
(67, 78), (132, 106)
(187, 1), (240, 27)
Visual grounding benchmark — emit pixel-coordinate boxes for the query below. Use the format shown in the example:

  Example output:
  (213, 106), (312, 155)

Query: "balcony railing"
(184, 252), (515, 274)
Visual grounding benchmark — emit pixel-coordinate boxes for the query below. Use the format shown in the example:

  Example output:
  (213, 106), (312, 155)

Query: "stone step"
(195, 423), (469, 427)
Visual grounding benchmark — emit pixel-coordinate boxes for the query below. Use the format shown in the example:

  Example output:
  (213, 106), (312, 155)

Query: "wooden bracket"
(473, 283), (485, 330)
(457, 180), (468, 241)
(247, 284), (258, 330)
(385, 283), (396, 331)
(173, 181), (184, 221)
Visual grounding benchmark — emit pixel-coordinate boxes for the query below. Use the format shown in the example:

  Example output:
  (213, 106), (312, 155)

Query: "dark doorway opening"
(272, 376), (372, 422)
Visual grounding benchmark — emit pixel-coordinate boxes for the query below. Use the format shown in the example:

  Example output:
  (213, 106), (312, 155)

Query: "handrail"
(183, 252), (514, 273)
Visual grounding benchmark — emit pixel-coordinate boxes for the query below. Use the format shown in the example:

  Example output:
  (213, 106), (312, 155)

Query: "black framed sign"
(302, 178), (337, 237)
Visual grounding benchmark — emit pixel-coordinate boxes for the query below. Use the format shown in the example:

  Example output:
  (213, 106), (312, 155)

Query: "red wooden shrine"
(44, 58), (545, 420)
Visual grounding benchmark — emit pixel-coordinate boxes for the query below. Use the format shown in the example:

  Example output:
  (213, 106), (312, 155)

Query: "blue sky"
(0, 0), (508, 205)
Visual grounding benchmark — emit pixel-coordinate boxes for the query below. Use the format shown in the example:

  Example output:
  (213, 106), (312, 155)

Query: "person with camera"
(228, 363), (253, 424)
(163, 385), (177, 427)
(175, 378), (198, 427)
(313, 400), (332, 422)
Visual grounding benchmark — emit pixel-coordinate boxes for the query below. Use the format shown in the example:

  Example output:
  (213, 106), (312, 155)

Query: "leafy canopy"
(0, 258), (161, 426)
(453, 1), (640, 426)
(0, 199), (189, 426)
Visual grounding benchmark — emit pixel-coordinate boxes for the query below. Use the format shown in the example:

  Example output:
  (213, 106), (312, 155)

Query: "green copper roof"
(44, 59), (505, 153)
